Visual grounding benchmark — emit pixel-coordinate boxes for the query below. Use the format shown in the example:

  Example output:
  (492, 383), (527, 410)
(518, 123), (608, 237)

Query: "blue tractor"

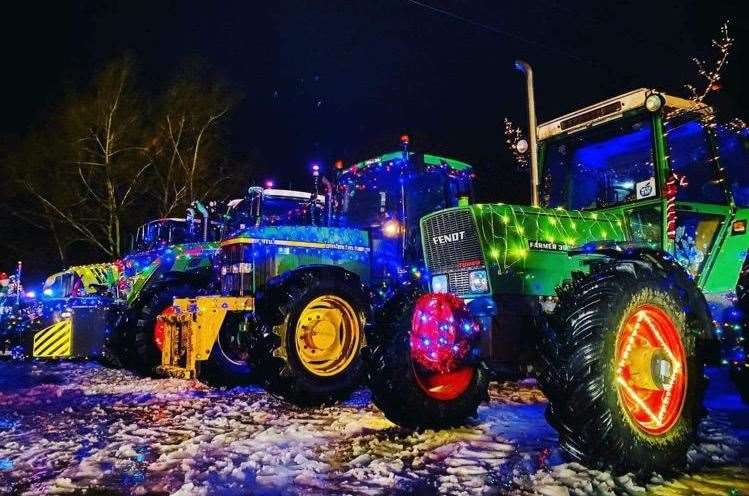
(155, 141), (476, 403)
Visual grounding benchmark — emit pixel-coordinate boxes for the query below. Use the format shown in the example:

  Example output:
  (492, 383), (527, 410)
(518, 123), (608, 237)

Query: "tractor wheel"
(200, 311), (254, 385)
(367, 287), (488, 429)
(538, 254), (709, 474)
(252, 272), (367, 405)
(130, 284), (199, 374)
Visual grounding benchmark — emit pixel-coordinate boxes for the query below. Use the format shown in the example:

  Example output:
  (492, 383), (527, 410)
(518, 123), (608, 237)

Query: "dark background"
(1, 0), (747, 284)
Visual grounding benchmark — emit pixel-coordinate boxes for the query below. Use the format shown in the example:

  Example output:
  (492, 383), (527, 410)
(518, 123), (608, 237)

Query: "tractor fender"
(255, 265), (373, 324)
(568, 246), (714, 342)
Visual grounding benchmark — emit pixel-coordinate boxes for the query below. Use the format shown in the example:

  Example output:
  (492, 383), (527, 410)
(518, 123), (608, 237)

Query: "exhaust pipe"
(514, 60), (540, 207)
(192, 201), (210, 241)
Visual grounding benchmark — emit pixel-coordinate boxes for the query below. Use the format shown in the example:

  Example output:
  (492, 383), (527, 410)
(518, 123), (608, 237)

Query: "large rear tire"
(367, 287), (488, 429)
(251, 270), (368, 405)
(538, 253), (709, 474)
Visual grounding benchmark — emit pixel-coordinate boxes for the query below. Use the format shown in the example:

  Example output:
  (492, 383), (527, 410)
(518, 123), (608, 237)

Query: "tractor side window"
(715, 125), (749, 207)
(542, 116), (656, 210)
(626, 204), (662, 249)
(673, 211), (724, 277)
(666, 119), (726, 204)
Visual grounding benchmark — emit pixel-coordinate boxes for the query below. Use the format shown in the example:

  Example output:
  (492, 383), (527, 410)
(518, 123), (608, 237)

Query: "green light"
(512, 247), (528, 258)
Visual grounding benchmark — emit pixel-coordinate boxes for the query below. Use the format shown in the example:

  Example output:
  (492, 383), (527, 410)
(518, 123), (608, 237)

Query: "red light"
(153, 306), (177, 352)
(400, 134), (410, 145)
(409, 293), (480, 373)
(733, 219), (747, 234)
(334, 160), (344, 170)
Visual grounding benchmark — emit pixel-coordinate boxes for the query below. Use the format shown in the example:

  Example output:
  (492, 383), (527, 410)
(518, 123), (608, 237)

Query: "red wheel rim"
(153, 306), (176, 352)
(614, 304), (687, 436)
(413, 365), (475, 401)
(409, 293), (480, 401)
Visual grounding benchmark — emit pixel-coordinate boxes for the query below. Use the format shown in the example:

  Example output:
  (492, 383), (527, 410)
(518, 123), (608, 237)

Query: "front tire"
(252, 270), (368, 405)
(539, 253), (708, 474)
(367, 287), (489, 429)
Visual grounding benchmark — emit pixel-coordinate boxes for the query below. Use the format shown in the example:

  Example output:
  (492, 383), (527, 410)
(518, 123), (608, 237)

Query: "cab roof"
(537, 88), (704, 141)
(342, 152), (473, 175)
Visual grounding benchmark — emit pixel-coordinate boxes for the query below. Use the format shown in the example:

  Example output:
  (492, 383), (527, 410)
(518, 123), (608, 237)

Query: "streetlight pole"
(514, 60), (540, 207)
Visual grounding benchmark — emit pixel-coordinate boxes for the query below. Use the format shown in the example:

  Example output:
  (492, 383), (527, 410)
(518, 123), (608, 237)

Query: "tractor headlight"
(469, 270), (488, 293)
(221, 263), (253, 276)
(645, 93), (665, 113)
(431, 274), (448, 293)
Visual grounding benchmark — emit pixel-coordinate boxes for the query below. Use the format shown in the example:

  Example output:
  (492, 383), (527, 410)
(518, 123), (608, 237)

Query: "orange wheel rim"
(614, 304), (687, 436)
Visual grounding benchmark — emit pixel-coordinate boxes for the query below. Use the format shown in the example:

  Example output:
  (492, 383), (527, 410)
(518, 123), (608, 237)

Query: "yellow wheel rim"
(294, 295), (361, 377)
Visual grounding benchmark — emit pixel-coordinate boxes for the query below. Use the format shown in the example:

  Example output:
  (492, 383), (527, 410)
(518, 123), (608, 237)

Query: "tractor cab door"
(664, 117), (733, 290)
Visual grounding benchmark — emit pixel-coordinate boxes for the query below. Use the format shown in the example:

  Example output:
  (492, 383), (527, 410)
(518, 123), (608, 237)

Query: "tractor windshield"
(134, 219), (200, 251)
(542, 115), (656, 210)
(222, 192), (324, 236)
(260, 195), (323, 226)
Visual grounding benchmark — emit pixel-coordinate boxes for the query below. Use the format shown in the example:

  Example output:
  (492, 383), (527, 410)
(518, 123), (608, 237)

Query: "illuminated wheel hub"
(153, 306), (176, 352)
(295, 295), (361, 377)
(410, 293), (481, 401)
(615, 304), (687, 436)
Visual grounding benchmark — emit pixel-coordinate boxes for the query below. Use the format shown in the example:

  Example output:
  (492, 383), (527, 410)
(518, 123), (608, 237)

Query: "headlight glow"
(469, 270), (489, 293)
(431, 274), (448, 293)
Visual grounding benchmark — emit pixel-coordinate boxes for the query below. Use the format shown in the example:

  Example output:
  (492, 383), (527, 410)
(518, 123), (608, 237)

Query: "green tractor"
(368, 87), (749, 473)
(23, 202), (224, 362)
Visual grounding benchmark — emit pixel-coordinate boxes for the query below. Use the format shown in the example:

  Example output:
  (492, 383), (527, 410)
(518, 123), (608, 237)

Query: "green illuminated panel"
(460, 204), (627, 295)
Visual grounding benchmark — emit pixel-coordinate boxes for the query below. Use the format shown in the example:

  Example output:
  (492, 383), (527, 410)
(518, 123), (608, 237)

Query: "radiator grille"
(422, 209), (485, 294)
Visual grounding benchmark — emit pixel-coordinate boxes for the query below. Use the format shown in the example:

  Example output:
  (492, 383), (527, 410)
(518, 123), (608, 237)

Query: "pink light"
(409, 293), (479, 373)
(265, 180), (274, 188)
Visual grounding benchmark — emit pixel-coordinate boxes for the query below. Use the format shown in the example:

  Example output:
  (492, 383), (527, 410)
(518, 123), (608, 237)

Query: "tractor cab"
(132, 218), (199, 252)
(337, 149), (473, 286)
(537, 88), (749, 290)
(221, 188), (326, 237)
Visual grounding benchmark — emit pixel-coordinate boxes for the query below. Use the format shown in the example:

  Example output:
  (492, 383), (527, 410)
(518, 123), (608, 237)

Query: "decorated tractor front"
(152, 188), (373, 401)
(368, 89), (749, 474)
(14, 203), (224, 365)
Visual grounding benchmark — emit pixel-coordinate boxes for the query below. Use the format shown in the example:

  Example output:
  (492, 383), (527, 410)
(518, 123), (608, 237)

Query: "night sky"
(1, 0), (747, 282)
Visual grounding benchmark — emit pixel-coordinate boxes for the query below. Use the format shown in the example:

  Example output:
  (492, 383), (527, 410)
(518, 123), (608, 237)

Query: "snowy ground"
(0, 361), (747, 495)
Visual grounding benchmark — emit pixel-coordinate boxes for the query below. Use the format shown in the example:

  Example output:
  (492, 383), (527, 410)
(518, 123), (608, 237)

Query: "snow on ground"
(0, 361), (746, 495)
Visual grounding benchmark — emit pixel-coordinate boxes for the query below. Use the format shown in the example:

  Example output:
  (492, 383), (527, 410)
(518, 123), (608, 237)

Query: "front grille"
(219, 243), (253, 296)
(422, 209), (484, 294)
(449, 271), (471, 294)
